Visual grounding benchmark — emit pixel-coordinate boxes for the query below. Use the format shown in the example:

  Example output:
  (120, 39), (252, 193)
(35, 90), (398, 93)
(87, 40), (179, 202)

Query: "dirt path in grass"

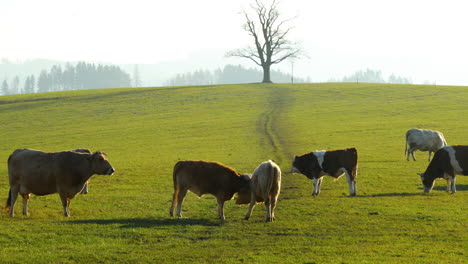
(256, 85), (294, 166)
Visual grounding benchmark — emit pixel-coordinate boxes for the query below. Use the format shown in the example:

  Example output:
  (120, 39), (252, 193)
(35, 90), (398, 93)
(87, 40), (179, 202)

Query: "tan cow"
(6, 149), (115, 217)
(170, 160), (250, 220)
(236, 160), (281, 222)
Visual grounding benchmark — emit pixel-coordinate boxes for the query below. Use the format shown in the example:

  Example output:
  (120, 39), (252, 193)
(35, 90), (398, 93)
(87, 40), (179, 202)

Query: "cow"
(417, 145), (468, 194)
(6, 149), (115, 217)
(169, 160), (250, 220)
(71, 148), (92, 194)
(405, 128), (447, 161)
(291, 148), (358, 196)
(236, 160), (281, 222)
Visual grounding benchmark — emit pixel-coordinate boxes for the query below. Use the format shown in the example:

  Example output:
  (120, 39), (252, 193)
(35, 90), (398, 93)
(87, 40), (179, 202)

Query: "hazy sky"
(2, 0), (468, 85)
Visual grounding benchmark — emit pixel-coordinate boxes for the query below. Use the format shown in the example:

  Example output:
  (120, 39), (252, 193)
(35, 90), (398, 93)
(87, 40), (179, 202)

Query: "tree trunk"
(262, 64), (272, 83)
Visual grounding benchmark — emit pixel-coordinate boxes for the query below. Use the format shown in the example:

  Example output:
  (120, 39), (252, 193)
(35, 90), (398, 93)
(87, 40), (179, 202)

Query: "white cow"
(236, 160), (281, 222)
(405, 129), (447, 161)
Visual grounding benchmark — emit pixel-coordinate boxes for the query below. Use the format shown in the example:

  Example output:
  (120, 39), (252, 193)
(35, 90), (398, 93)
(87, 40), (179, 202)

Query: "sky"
(1, 0), (468, 85)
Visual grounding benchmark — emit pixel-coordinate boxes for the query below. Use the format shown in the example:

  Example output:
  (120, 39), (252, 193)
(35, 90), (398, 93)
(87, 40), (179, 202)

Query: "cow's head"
(290, 155), (301, 174)
(417, 173), (434, 193)
(235, 174), (252, 205)
(92, 151), (115, 175)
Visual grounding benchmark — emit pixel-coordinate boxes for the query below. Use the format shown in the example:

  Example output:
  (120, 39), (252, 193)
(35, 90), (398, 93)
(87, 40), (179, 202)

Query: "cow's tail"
(404, 131), (409, 157)
(172, 161), (183, 189)
(5, 188), (11, 212)
(264, 161), (277, 199)
(349, 148), (358, 179)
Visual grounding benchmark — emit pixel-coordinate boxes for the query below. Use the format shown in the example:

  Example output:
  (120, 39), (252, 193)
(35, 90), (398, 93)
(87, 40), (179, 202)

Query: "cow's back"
(8, 149), (57, 195)
(8, 149), (90, 195)
(173, 160), (242, 199)
(251, 160), (281, 202)
(322, 148), (357, 171)
(407, 129), (446, 151)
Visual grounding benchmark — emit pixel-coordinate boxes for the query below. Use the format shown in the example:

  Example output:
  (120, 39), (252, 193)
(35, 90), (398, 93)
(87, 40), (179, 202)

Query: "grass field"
(0, 83), (466, 263)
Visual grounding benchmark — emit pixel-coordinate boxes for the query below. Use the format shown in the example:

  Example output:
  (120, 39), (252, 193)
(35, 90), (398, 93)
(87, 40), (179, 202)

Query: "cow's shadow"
(432, 184), (468, 192)
(67, 217), (223, 228)
(365, 184), (468, 197)
(365, 192), (422, 197)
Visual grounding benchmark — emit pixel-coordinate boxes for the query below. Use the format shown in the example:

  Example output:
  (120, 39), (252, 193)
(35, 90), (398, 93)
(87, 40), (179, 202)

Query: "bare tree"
(226, 0), (303, 83)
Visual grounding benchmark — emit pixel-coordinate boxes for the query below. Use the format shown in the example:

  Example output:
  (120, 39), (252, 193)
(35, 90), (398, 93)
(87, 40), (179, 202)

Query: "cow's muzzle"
(107, 167), (115, 175)
(290, 166), (300, 174)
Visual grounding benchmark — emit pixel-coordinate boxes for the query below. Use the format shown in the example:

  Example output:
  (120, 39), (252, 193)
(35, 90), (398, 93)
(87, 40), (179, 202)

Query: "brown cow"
(236, 160), (281, 222)
(71, 148), (92, 194)
(169, 160), (250, 220)
(6, 149), (115, 217)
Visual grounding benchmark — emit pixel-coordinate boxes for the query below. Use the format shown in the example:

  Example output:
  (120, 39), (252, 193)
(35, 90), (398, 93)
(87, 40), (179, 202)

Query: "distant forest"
(328, 69), (412, 84)
(1, 62), (131, 95)
(165, 64), (309, 86)
(1, 60), (412, 96)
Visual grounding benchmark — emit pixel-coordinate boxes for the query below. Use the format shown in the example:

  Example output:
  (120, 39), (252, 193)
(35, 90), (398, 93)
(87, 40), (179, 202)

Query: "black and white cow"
(405, 128), (447, 161)
(418, 145), (468, 194)
(291, 148), (358, 196)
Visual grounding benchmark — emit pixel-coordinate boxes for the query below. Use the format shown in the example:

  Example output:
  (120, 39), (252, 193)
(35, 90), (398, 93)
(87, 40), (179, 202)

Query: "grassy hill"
(0, 83), (466, 263)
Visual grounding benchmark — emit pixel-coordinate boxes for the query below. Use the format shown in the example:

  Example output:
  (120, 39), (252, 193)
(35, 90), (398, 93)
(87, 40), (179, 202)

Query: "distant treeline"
(1, 62), (131, 95)
(329, 69), (412, 84)
(165, 64), (309, 86)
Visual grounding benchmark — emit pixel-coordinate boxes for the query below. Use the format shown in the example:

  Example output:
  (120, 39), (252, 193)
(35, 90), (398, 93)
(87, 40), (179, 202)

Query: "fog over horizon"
(2, 0), (468, 86)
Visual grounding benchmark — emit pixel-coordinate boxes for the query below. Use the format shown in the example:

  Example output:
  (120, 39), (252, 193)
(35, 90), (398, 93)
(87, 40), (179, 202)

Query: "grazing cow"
(405, 128), (447, 161)
(417, 145), (468, 194)
(169, 160), (250, 220)
(291, 148), (358, 196)
(236, 160), (281, 222)
(71, 148), (92, 194)
(6, 149), (115, 217)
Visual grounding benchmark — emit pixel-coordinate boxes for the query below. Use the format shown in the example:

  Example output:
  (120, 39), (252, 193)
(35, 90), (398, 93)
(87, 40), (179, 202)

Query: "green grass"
(0, 83), (466, 263)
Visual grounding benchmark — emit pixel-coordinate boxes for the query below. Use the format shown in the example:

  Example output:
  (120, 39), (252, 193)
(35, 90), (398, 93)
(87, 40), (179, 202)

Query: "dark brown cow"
(169, 160), (250, 220)
(418, 145), (468, 193)
(236, 160), (281, 222)
(291, 148), (358, 196)
(6, 149), (115, 217)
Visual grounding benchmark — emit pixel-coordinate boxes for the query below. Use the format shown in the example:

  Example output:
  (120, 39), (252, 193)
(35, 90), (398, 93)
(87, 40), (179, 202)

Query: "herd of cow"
(4, 128), (466, 221)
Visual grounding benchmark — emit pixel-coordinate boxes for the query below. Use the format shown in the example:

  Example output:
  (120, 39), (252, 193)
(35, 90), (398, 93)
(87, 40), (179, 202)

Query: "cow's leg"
(264, 197), (272, 222)
(21, 193), (31, 216)
(170, 187), (179, 217)
(59, 193), (71, 217)
(8, 185), (20, 217)
(411, 150), (417, 161)
(80, 182), (89, 194)
(175, 188), (188, 218)
(270, 196), (278, 221)
(244, 193), (256, 220)
(445, 175), (451, 192)
(450, 176), (456, 194)
(428, 151), (432, 161)
(216, 198), (226, 220)
(345, 169), (356, 196)
(312, 177), (323, 196)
